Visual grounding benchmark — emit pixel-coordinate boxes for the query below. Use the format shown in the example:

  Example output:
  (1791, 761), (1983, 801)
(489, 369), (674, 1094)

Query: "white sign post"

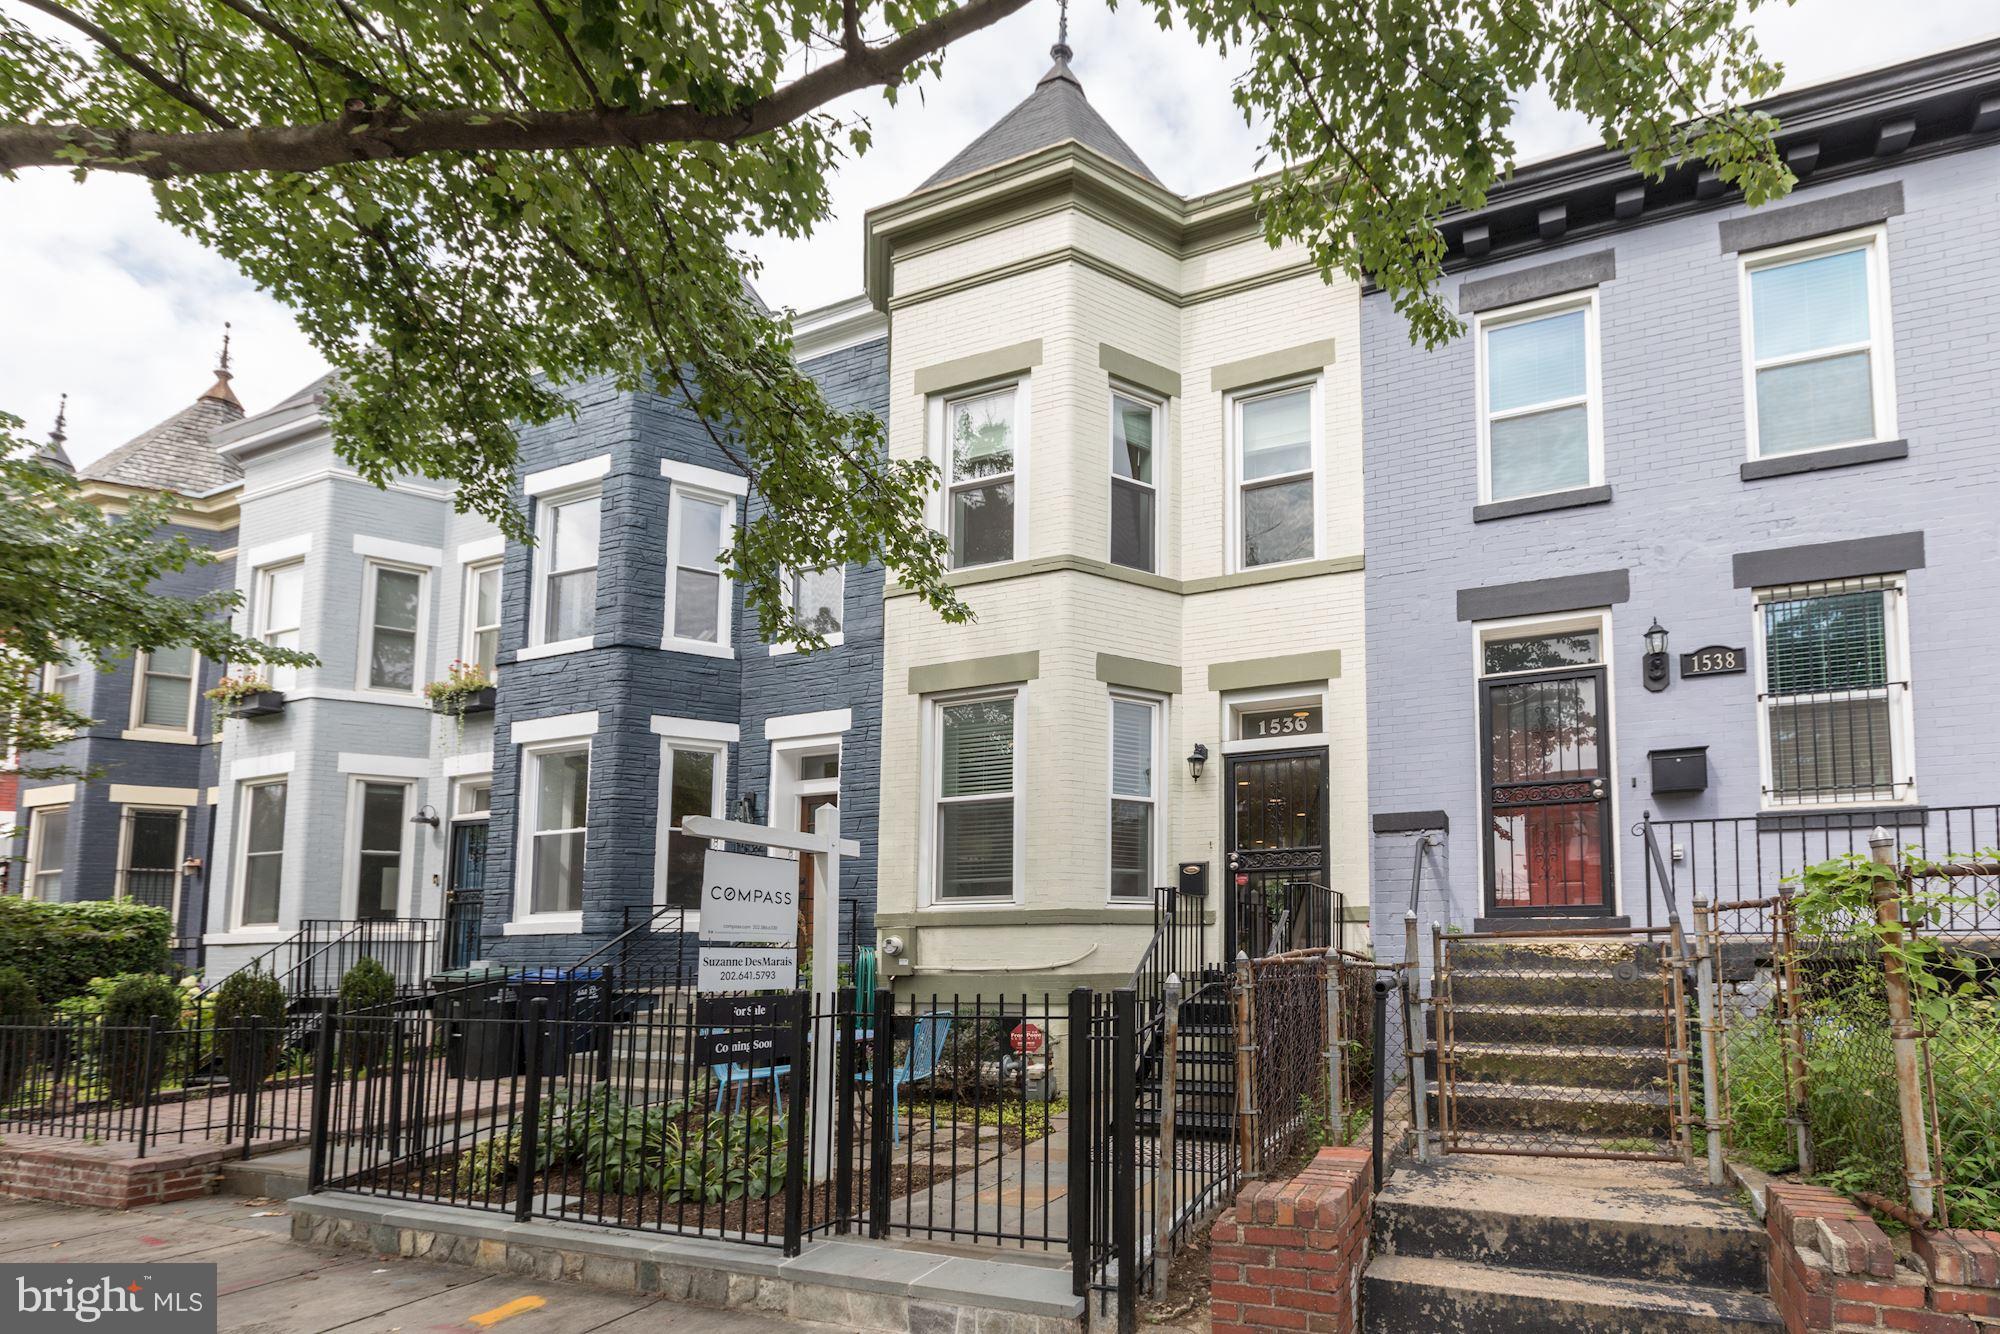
(684, 808), (857, 1187)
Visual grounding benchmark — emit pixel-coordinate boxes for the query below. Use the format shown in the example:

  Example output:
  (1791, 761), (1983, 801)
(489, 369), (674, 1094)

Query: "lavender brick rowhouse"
(1360, 43), (2000, 962)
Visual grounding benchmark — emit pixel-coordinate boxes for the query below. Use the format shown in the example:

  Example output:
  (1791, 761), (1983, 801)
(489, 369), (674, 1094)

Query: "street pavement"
(0, 1192), (833, 1333)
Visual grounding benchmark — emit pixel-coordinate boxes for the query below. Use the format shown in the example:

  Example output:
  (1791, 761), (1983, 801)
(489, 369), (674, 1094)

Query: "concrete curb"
(291, 1191), (1085, 1333)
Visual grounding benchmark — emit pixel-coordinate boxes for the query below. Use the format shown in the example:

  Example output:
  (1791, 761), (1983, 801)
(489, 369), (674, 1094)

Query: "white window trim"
(444, 749), (495, 779)
(1226, 376), (1325, 574)
(452, 775), (494, 822)
(765, 708), (853, 742)
(1473, 290), (1605, 506)
(253, 560), (305, 691)
(663, 482), (738, 658)
(1108, 383), (1167, 575)
(355, 558), (431, 695)
(341, 776), (415, 920)
(353, 534), (444, 567)
(1220, 682), (1332, 757)
(528, 485), (600, 651)
(232, 778), (290, 931)
(42, 651), (84, 708)
(928, 377), (1031, 571)
(523, 453), (611, 497)
(659, 456), (750, 496)
(127, 646), (201, 737)
(114, 805), (187, 932)
(1751, 576), (1916, 810)
(1106, 691), (1167, 905)
(918, 685), (1027, 909)
(767, 734), (845, 862)
(1466, 608), (1622, 916)
(455, 534), (505, 565)
(26, 804), (69, 900)
(1738, 224), (1898, 461)
(512, 710), (600, 745)
(513, 735), (591, 927)
(768, 564), (846, 656)
(653, 733), (729, 916)
(461, 557), (504, 675)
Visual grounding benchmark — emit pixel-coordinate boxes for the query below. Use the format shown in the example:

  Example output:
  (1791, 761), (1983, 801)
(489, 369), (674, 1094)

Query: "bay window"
(1234, 382), (1317, 568)
(28, 805), (68, 899)
(362, 562), (424, 692)
(658, 740), (725, 911)
(534, 491), (600, 647)
(943, 386), (1019, 569)
(133, 644), (197, 731)
(931, 690), (1020, 902)
(666, 485), (733, 653)
(463, 560), (502, 674)
(1478, 294), (1600, 503)
(1109, 695), (1161, 900)
(520, 742), (589, 917)
(1742, 229), (1895, 458)
(236, 781), (288, 927)
(42, 641), (85, 710)
(1110, 390), (1160, 573)
(350, 780), (412, 920)
(255, 562), (304, 691)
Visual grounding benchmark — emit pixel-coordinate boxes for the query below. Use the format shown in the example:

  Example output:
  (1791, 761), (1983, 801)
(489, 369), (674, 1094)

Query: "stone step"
(1450, 1041), (1670, 1092)
(1450, 967), (1663, 1007)
(1372, 1158), (1768, 1290)
(1433, 1080), (1672, 1137)
(1449, 1001), (1662, 1047)
(1363, 1254), (1780, 1332)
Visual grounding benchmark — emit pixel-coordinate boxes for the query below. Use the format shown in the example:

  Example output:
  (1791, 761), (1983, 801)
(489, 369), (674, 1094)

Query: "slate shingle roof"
(79, 376), (245, 495)
(921, 49), (1159, 190)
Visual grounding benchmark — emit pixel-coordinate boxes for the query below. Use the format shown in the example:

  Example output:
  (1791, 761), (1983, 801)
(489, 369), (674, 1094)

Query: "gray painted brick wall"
(1360, 149), (2000, 962)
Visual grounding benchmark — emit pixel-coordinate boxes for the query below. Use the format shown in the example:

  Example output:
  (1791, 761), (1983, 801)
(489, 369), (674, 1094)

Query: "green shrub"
(100, 973), (184, 1104)
(0, 967), (43, 1104)
(339, 959), (397, 1071)
(0, 898), (171, 1003)
(454, 1131), (523, 1196)
(211, 970), (287, 1092)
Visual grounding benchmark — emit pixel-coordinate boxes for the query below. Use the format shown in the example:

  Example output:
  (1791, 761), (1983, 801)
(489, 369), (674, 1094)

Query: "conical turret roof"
(922, 43), (1158, 189)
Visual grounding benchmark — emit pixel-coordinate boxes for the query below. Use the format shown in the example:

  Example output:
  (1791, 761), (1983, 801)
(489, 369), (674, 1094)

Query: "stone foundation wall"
(1766, 1180), (2000, 1331)
(1210, 1146), (1373, 1334)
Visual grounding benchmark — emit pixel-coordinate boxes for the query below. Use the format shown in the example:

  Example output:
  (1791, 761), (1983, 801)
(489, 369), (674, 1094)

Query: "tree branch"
(17, 0), (237, 129)
(0, 0), (1031, 176)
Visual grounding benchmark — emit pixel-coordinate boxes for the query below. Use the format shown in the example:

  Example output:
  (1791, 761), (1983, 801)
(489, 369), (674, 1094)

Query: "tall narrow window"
(667, 488), (731, 650)
(524, 744), (588, 916)
(42, 641), (85, 709)
(1235, 384), (1316, 568)
(537, 492), (600, 645)
(121, 809), (183, 918)
(134, 644), (197, 730)
(1744, 232), (1894, 457)
(789, 566), (844, 639)
(364, 564), (423, 692)
(28, 805), (68, 899)
(1758, 580), (1911, 806)
(238, 781), (287, 926)
(464, 560), (502, 674)
(934, 693), (1018, 901)
(945, 387), (1017, 569)
(1110, 391), (1159, 572)
(1479, 297), (1598, 502)
(256, 562), (304, 691)
(660, 743), (723, 910)
(353, 781), (409, 920)
(1109, 696), (1159, 900)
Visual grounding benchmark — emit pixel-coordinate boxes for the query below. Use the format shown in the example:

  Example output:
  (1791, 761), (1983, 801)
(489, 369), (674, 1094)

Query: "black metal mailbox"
(1649, 746), (1709, 794)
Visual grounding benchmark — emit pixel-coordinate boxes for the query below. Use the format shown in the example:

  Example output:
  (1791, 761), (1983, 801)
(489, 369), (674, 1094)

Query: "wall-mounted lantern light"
(1187, 743), (1209, 783)
(410, 804), (441, 829)
(181, 855), (204, 876)
(1643, 620), (1671, 693)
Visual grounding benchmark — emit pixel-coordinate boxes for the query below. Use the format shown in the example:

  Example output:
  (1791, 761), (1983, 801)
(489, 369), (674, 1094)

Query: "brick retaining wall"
(0, 1140), (229, 1210)
(1766, 1181), (2000, 1331)
(1211, 1146), (1373, 1334)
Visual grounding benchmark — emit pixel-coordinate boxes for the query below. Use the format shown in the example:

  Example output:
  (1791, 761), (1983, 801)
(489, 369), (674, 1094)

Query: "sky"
(2, 0), (1992, 467)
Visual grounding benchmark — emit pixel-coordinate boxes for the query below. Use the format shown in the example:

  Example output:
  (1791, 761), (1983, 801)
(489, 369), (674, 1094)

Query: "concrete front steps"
(1364, 1156), (1779, 1333)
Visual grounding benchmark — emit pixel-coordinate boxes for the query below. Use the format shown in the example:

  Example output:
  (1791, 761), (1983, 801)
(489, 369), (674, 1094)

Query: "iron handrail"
(280, 918), (442, 999)
(569, 904), (690, 976)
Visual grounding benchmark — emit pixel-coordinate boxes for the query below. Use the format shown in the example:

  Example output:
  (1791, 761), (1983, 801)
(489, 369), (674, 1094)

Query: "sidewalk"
(0, 1193), (833, 1332)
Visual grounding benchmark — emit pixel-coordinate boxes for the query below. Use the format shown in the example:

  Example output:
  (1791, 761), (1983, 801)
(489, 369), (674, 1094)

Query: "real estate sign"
(698, 848), (798, 946)
(697, 947), (798, 993)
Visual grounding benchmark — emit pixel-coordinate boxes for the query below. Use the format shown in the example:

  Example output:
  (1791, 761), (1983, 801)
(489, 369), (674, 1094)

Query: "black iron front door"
(1481, 667), (1613, 915)
(1224, 748), (1329, 958)
(444, 821), (488, 969)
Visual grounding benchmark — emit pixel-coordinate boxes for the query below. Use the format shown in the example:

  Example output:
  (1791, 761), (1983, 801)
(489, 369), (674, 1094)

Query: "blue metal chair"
(857, 1010), (952, 1144)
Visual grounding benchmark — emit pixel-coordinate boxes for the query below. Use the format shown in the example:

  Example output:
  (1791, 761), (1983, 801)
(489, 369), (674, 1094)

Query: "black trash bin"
(514, 967), (607, 1062)
(432, 965), (520, 1079)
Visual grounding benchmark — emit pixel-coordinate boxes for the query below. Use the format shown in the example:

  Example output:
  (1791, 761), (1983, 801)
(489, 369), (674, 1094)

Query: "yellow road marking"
(468, 1296), (547, 1327)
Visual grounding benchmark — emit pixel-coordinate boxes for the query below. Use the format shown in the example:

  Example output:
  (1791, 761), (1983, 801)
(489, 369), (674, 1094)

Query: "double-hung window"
(255, 562), (304, 691)
(1109, 695), (1161, 900)
(1478, 294), (1600, 503)
(27, 805), (68, 899)
(463, 560), (502, 675)
(1756, 579), (1912, 806)
(1742, 229), (1895, 458)
(132, 644), (197, 731)
(237, 781), (288, 927)
(666, 486), (733, 652)
(1234, 382), (1317, 568)
(658, 740), (725, 911)
(521, 742), (589, 918)
(350, 780), (411, 920)
(943, 386), (1020, 569)
(42, 641), (85, 710)
(931, 691), (1020, 902)
(1110, 390), (1160, 572)
(789, 566), (843, 640)
(535, 491), (600, 647)
(119, 808), (183, 918)
(362, 562), (424, 692)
